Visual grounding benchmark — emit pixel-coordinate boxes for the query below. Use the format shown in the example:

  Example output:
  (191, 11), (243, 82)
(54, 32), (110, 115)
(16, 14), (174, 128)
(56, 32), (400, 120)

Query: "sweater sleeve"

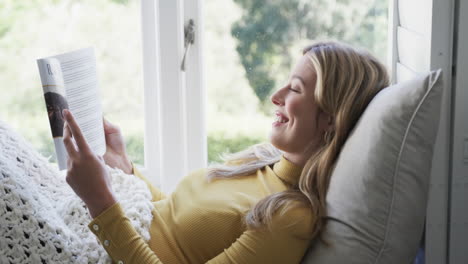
(89, 204), (313, 264)
(88, 202), (165, 264)
(131, 162), (167, 202)
(206, 208), (314, 264)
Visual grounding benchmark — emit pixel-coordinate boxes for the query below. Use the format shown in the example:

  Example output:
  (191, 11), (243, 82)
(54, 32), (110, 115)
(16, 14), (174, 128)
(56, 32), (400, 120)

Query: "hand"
(62, 109), (117, 218)
(102, 117), (133, 174)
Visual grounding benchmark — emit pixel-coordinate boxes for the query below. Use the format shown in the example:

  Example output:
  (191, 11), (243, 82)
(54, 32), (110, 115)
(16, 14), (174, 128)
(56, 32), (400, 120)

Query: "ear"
(318, 110), (335, 133)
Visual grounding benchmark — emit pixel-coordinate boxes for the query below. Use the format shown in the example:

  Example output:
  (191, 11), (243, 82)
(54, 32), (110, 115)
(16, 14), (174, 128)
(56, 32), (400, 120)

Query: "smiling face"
(268, 54), (330, 166)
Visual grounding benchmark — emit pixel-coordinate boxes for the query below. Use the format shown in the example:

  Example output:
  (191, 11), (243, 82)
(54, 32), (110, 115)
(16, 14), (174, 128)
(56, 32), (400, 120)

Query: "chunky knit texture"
(0, 120), (153, 264)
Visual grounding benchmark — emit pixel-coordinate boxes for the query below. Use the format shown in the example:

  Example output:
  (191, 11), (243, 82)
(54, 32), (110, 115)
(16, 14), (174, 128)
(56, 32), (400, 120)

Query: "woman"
(62, 41), (390, 263)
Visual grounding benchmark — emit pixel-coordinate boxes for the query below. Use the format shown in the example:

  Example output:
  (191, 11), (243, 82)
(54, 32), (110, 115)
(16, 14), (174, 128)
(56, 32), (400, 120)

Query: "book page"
(55, 47), (106, 157)
(37, 47), (106, 170)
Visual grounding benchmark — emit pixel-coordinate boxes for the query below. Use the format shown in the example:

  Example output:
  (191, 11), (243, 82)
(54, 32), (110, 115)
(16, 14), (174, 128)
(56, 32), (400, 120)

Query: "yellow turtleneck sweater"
(88, 155), (314, 264)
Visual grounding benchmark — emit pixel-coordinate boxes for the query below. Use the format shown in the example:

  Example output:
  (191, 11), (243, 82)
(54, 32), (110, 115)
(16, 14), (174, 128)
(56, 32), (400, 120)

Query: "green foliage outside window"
(231, 0), (388, 114)
(207, 132), (264, 165)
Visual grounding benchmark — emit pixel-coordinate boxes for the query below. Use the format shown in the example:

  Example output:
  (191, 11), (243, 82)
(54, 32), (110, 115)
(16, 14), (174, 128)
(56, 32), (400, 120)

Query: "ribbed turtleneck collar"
(272, 155), (303, 186)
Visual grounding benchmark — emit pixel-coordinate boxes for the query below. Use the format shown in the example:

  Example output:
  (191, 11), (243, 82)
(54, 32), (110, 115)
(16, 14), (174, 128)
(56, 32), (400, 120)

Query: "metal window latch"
(181, 19), (195, 72)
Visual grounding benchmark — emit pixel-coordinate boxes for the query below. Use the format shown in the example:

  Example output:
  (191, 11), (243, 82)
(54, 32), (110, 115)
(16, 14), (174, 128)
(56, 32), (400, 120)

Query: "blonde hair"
(206, 41), (390, 240)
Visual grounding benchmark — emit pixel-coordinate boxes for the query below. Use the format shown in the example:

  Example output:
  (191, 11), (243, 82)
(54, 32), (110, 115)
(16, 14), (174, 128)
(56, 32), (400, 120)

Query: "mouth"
(273, 111), (289, 126)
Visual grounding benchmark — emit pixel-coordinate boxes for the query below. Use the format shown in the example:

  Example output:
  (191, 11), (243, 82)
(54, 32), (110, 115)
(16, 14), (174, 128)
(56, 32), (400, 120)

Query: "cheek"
(285, 98), (303, 117)
(287, 99), (314, 122)
(290, 104), (318, 135)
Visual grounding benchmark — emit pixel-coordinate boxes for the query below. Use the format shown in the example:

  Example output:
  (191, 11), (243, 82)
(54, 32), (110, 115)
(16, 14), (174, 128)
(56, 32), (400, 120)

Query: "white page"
(37, 47), (106, 170)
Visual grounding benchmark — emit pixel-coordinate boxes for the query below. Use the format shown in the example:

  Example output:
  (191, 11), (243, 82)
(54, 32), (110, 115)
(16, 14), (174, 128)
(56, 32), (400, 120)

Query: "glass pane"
(0, 0), (145, 168)
(204, 0), (389, 164)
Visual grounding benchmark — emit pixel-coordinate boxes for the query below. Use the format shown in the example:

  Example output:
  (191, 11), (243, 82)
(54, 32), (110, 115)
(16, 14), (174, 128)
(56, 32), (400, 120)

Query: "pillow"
(302, 69), (443, 264)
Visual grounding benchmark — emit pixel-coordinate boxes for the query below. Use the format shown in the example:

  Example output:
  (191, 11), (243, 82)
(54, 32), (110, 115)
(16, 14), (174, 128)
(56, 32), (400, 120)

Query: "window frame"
(139, 0), (206, 193)
(389, 0), (455, 263)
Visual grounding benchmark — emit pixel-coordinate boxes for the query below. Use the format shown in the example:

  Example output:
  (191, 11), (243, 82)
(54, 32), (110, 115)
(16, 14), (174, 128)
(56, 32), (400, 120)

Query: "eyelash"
(289, 88), (299, 93)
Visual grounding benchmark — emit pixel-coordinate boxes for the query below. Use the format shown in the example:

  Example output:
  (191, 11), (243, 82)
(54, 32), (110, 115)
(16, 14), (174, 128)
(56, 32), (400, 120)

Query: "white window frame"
(139, 0), (206, 193)
(388, 0), (456, 263)
(448, 0), (468, 263)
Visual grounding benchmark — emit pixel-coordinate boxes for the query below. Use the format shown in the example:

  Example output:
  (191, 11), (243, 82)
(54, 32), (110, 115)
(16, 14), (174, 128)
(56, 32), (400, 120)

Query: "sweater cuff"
(88, 202), (142, 263)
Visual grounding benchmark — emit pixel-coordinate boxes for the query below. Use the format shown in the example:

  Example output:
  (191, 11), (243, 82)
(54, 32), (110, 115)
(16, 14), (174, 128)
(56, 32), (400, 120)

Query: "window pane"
(0, 0), (145, 167)
(204, 0), (388, 164)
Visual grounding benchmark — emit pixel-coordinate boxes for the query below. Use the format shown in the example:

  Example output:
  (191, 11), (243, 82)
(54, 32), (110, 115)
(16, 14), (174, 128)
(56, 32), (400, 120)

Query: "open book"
(37, 47), (106, 170)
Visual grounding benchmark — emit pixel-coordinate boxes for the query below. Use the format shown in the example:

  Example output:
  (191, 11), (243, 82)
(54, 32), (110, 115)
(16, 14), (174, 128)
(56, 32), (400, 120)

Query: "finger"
(103, 116), (109, 127)
(63, 121), (78, 159)
(62, 109), (92, 154)
(66, 151), (73, 168)
(103, 117), (119, 134)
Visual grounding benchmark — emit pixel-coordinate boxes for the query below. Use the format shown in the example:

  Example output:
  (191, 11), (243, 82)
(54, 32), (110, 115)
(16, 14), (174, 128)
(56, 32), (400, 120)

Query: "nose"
(270, 89), (284, 106)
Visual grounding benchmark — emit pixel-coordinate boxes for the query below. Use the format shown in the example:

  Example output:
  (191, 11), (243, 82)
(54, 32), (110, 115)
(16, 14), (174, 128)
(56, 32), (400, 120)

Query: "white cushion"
(302, 69), (443, 263)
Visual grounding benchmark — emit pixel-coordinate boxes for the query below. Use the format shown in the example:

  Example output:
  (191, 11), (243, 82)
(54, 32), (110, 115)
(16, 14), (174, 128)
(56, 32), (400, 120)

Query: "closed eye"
(289, 88), (299, 93)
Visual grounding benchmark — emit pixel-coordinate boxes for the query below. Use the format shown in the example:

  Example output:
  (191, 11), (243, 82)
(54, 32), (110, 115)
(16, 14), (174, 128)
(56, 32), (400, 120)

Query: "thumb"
(103, 117), (118, 133)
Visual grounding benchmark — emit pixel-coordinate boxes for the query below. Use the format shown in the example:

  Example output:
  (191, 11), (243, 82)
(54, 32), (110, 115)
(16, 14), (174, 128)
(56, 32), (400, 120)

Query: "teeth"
(274, 111), (289, 123)
(275, 115), (288, 123)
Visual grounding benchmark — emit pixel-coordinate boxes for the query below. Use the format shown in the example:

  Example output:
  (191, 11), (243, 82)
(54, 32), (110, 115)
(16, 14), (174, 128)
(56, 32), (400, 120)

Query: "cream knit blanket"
(0, 120), (154, 264)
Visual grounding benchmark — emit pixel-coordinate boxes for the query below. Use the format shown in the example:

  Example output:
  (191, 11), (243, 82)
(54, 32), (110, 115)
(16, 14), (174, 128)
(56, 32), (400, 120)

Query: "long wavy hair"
(206, 41), (390, 240)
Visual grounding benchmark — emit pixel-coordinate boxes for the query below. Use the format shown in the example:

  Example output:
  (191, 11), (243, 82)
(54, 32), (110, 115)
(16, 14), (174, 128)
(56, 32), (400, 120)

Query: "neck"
(283, 141), (323, 167)
(283, 153), (308, 167)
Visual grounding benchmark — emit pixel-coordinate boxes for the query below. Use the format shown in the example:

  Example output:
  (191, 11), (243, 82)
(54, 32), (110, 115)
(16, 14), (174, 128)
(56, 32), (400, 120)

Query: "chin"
(268, 136), (287, 152)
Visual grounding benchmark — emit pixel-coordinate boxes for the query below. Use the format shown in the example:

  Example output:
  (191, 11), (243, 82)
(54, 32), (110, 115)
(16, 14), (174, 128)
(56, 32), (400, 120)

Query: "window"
(0, 0), (145, 167)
